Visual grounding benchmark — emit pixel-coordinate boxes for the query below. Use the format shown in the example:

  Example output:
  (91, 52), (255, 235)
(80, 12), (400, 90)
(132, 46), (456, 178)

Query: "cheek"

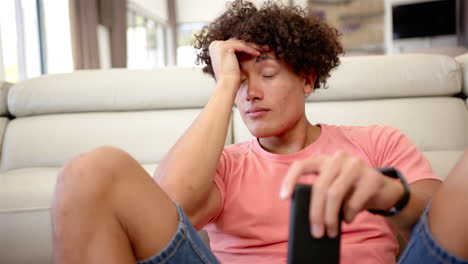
(235, 85), (246, 104)
(274, 90), (305, 122)
(234, 90), (241, 106)
(275, 85), (303, 110)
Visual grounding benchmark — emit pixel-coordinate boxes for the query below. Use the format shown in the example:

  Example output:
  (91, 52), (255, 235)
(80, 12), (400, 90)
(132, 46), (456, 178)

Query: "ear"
(303, 68), (316, 95)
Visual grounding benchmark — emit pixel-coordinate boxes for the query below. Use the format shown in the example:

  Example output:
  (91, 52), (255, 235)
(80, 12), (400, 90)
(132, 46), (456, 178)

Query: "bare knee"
(71, 146), (136, 174)
(53, 146), (135, 210)
(60, 146), (134, 181)
(51, 147), (140, 261)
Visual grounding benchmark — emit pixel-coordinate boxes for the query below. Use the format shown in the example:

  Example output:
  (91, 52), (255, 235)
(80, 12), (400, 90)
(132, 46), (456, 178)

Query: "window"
(42, 0), (73, 74)
(127, 10), (166, 68)
(177, 23), (205, 67)
(22, 0), (42, 79)
(0, 1), (20, 82)
(0, 0), (73, 82)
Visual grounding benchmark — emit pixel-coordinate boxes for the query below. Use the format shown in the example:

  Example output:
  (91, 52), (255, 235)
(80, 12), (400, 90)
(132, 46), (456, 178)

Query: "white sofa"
(1, 54), (467, 263)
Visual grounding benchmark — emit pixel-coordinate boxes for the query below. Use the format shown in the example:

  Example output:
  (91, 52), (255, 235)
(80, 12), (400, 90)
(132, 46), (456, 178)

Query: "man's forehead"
(255, 54), (274, 62)
(237, 52), (276, 64)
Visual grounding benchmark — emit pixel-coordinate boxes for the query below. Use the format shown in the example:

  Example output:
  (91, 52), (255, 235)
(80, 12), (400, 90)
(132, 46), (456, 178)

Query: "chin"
(247, 125), (279, 138)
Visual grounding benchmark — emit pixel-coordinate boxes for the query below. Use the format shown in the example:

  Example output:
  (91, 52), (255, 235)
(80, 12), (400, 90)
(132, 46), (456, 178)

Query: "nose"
(244, 79), (264, 101)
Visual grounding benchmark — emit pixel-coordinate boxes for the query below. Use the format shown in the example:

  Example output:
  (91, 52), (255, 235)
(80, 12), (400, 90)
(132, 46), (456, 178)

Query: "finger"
(323, 157), (363, 237)
(227, 38), (261, 50)
(343, 171), (382, 223)
(309, 155), (344, 238)
(226, 39), (262, 56)
(245, 42), (262, 51)
(231, 43), (262, 57)
(279, 155), (328, 200)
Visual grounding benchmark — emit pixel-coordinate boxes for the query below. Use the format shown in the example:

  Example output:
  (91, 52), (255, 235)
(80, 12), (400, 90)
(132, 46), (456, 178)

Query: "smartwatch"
(368, 167), (411, 217)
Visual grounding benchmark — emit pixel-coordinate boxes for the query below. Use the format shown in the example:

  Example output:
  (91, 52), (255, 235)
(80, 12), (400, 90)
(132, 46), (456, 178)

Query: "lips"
(246, 107), (270, 118)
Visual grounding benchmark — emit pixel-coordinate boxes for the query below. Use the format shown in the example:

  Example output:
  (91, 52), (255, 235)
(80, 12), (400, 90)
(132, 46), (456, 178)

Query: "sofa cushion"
(310, 54), (461, 102)
(0, 207), (52, 263)
(422, 150), (464, 181)
(0, 165), (156, 212)
(8, 54), (461, 117)
(8, 67), (216, 117)
(233, 97), (467, 179)
(0, 164), (156, 264)
(0, 110), (232, 171)
(0, 168), (59, 211)
(0, 168), (57, 264)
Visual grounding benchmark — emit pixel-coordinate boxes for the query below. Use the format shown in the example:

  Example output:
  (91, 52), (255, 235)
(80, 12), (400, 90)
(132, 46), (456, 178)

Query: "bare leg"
(428, 149), (468, 258)
(51, 146), (179, 263)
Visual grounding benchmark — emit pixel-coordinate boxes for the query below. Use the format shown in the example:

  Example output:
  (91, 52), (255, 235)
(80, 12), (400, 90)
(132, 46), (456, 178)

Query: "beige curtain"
(69, 0), (127, 70)
(99, 0), (127, 68)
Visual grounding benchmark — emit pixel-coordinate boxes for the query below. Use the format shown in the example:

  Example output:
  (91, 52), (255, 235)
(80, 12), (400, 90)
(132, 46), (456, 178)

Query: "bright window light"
(177, 23), (205, 67)
(0, 0), (20, 82)
(21, 0), (42, 79)
(43, 0), (73, 74)
(127, 10), (166, 69)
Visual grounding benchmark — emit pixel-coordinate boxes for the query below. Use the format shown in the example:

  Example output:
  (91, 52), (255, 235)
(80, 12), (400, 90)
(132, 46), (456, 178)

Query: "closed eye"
(263, 75), (274, 78)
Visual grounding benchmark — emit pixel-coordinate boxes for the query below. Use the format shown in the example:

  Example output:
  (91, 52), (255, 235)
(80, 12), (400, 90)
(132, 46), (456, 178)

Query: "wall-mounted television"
(392, 0), (456, 40)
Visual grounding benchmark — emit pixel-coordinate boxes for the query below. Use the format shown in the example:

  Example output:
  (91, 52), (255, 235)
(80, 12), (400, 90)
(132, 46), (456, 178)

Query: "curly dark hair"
(193, 0), (344, 89)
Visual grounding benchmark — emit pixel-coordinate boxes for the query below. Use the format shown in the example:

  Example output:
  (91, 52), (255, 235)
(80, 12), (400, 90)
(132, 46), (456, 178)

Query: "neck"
(258, 116), (321, 155)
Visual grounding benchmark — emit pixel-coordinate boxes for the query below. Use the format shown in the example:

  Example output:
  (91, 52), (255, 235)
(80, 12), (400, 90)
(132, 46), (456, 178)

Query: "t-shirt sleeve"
(209, 149), (229, 223)
(369, 125), (440, 184)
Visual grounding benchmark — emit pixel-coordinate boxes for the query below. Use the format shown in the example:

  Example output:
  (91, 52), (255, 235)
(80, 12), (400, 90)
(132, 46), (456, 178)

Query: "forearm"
(387, 190), (429, 238)
(155, 80), (237, 211)
(386, 179), (440, 238)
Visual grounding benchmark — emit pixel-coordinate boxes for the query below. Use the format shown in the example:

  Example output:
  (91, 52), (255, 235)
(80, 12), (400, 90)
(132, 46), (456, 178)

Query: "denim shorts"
(398, 202), (468, 264)
(137, 203), (220, 264)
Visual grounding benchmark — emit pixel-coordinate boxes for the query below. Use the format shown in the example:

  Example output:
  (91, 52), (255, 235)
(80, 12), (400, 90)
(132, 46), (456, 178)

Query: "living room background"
(0, 0), (466, 83)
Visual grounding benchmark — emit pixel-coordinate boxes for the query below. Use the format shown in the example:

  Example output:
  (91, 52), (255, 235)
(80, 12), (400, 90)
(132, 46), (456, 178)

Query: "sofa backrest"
(3, 54), (467, 180)
(3, 68), (221, 173)
(233, 54), (468, 180)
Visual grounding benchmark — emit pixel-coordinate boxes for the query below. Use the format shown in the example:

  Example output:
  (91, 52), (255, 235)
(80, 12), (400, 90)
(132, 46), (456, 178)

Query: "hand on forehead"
(236, 43), (272, 61)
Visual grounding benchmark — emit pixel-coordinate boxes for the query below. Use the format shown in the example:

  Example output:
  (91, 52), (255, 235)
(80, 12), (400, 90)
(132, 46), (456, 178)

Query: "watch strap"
(368, 167), (411, 217)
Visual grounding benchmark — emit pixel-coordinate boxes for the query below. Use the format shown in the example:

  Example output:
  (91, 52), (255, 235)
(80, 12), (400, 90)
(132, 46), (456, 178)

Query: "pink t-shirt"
(204, 124), (440, 264)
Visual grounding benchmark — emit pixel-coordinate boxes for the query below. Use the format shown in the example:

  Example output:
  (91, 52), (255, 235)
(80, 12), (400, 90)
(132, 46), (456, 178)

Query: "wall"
(309, 0), (385, 54)
(176, 0), (291, 23)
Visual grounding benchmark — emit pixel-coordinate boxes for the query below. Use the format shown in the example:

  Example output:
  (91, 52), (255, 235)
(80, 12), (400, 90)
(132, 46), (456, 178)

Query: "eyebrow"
(255, 55), (274, 63)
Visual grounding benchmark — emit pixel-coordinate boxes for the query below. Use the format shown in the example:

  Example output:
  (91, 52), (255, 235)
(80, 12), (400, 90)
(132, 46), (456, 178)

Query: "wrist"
(369, 168), (411, 217)
(217, 76), (240, 87)
(215, 78), (240, 97)
(385, 177), (406, 211)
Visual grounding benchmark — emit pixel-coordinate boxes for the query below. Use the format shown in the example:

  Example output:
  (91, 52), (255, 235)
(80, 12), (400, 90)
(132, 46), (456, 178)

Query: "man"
(51, 1), (468, 263)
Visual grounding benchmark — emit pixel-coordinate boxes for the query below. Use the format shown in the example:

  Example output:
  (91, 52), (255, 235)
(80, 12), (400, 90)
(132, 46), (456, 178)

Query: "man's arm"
(155, 40), (262, 229)
(387, 179), (440, 238)
(155, 83), (236, 229)
(279, 151), (442, 239)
